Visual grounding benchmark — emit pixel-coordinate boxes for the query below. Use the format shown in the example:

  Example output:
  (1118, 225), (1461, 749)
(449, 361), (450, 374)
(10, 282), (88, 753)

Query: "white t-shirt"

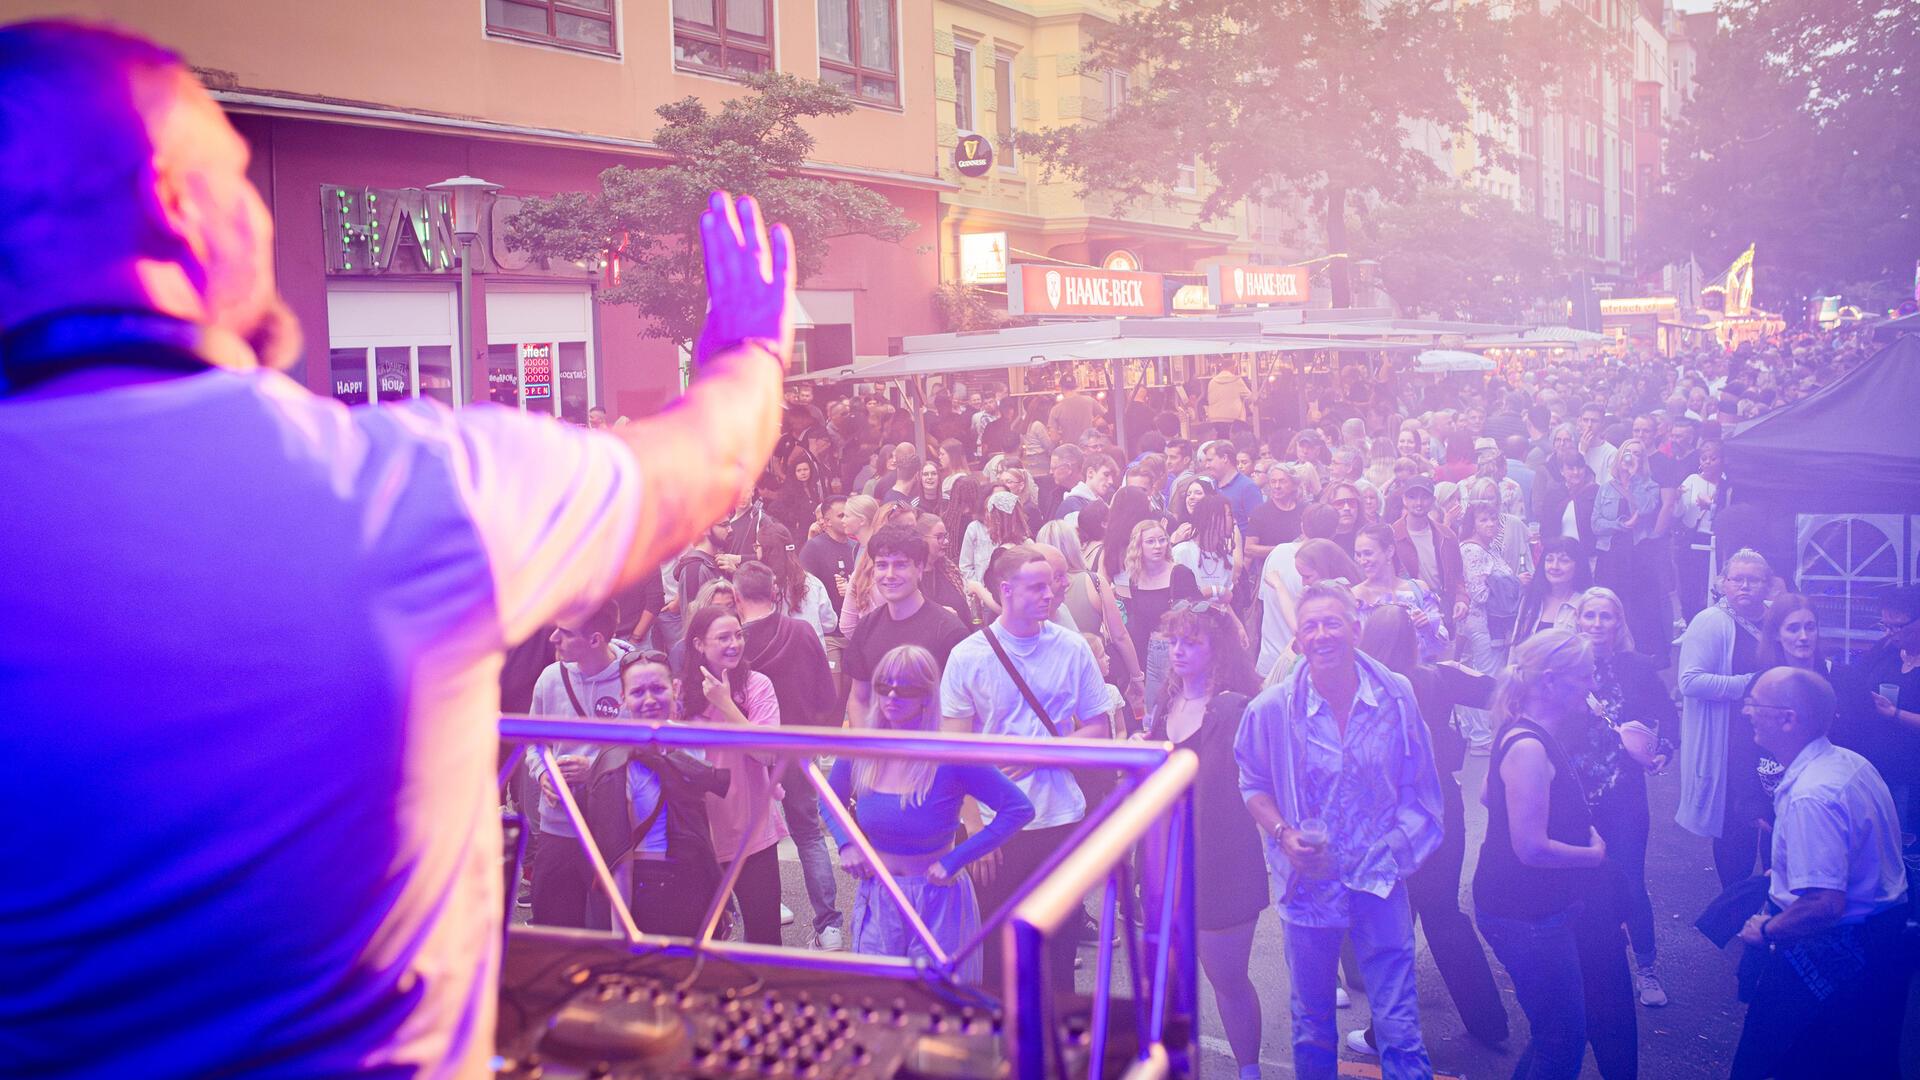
(1257, 541), (1305, 677)
(1172, 540), (1234, 596)
(940, 622), (1110, 829)
(781, 572), (838, 641)
(0, 368), (640, 1079)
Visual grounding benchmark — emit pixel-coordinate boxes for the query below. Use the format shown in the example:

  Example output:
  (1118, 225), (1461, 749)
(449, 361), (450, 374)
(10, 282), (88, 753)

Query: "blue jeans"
(1477, 908), (1588, 1080)
(782, 759), (841, 935)
(1280, 884), (1430, 1080)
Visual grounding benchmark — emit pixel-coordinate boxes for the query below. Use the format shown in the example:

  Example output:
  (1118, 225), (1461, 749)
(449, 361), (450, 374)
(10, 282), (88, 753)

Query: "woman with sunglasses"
(822, 645), (1034, 983)
(1141, 601), (1267, 1079)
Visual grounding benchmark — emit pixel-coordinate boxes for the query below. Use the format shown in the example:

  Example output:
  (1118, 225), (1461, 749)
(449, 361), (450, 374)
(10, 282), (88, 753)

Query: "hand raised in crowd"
(695, 191), (794, 369)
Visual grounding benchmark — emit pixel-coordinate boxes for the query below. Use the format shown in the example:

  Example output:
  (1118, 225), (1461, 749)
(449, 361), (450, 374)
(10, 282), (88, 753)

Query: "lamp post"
(428, 175), (501, 407)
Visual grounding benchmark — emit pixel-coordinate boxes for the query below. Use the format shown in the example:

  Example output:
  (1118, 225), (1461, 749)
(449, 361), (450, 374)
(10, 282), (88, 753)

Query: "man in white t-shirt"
(941, 544), (1111, 990)
(0, 23), (791, 1079)
(1258, 503), (1341, 677)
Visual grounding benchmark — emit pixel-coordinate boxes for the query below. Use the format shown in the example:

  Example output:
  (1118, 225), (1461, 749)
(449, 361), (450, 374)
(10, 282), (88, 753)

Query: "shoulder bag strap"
(981, 626), (1062, 738)
(559, 666), (588, 717)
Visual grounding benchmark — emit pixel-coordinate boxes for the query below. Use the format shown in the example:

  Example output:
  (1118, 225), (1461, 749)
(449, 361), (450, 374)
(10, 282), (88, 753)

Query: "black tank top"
(1474, 719), (1593, 920)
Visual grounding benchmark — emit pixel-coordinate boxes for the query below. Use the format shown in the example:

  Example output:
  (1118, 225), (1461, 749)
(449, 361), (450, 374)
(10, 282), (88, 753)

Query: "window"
(673, 0), (772, 76)
(994, 52), (1016, 168)
(486, 0), (616, 54)
(953, 42), (976, 130)
(819, 0), (900, 106)
(1175, 157), (1197, 193)
(1104, 69), (1129, 119)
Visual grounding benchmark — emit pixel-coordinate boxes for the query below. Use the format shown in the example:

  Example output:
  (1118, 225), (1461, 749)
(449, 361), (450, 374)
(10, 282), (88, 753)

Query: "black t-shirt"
(1245, 502), (1302, 548)
(845, 596), (971, 683)
(800, 534), (858, 615)
(1649, 450), (1696, 489)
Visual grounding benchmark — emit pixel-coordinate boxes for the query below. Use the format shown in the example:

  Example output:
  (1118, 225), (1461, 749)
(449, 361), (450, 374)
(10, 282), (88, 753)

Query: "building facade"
(26, 0), (948, 417)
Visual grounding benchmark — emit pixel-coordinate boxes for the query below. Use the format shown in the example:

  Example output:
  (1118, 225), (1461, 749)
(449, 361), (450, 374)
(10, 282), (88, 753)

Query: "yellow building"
(931, 0), (1277, 305)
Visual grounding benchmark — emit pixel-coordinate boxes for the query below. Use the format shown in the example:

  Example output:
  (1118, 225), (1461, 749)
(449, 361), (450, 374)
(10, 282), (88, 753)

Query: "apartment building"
(930, 0), (1277, 311)
(20, 0), (946, 416)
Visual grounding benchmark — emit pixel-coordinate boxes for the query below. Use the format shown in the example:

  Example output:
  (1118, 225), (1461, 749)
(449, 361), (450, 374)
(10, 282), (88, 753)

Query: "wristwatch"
(1758, 918), (1776, 947)
(1270, 821), (1291, 843)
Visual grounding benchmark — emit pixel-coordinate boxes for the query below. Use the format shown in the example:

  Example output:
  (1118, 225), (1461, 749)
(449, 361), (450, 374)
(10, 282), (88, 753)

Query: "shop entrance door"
(485, 285), (597, 423)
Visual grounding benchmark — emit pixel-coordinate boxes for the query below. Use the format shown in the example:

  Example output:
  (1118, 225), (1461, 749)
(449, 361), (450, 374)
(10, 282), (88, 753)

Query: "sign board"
(1007, 263), (1166, 318)
(1599, 296), (1678, 316)
(1207, 263), (1311, 306)
(953, 134), (995, 177)
(958, 232), (1007, 284)
(519, 342), (552, 401)
(1102, 250), (1142, 273)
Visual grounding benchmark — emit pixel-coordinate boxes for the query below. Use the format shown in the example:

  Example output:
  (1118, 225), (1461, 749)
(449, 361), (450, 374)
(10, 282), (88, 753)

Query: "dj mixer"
(495, 928), (1175, 1079)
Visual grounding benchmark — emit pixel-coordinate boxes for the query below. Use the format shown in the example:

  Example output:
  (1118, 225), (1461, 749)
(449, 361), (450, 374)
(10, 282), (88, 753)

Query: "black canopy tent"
(1724, 334), (1920, 516)
(1721, 335), (1920, 649)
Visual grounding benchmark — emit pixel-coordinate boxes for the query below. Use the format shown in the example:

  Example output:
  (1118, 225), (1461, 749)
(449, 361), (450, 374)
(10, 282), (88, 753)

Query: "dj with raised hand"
(0, 20), (790, 1080)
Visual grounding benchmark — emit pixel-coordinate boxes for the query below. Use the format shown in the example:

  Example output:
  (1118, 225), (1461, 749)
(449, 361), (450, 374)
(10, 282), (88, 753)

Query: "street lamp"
(429, 175), (501, 407)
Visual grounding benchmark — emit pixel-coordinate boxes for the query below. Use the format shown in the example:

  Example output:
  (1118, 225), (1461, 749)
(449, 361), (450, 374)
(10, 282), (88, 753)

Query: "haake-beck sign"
(953, 134), (995, 177)
(1207, 263), (1311, 306)
(1007, 263), (1167, 318)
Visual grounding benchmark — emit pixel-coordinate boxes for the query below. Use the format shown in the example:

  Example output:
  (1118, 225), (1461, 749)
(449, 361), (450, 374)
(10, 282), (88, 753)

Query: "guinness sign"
(953, 134), (995, 177)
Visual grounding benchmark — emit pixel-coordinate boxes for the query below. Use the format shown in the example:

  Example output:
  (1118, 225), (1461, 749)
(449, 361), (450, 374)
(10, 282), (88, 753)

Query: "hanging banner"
(1007, 263), (1166, 317)
(1206, 263), (1311, 306)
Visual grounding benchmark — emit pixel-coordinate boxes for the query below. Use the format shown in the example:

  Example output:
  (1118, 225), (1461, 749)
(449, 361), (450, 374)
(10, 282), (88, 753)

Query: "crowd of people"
(27, 24), (1904, 1077)
(507, 321), (1919, 1079)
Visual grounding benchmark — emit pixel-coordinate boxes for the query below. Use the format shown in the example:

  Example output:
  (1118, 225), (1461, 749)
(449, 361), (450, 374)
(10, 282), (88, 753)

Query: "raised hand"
(696, 191), (795, 370)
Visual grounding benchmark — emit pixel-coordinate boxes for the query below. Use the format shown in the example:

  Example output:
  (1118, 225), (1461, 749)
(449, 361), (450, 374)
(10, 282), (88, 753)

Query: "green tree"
(507, 73), (916, 348)
(1016, 1), (1596, 307)
(1357, 185), (1568, 322)
(1644, 1), (1919, 311)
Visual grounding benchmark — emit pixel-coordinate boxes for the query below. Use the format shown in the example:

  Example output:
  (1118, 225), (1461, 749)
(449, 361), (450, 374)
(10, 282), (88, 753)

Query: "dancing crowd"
(507, 324), (1916, 1080)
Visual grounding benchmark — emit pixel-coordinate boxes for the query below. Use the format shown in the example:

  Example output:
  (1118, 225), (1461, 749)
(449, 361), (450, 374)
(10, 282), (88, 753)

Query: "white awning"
(1414, 349), (1496, 373)
(851, 335), (1403, 379)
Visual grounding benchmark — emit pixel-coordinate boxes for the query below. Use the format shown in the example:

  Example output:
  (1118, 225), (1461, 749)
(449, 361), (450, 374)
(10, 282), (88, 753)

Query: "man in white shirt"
(1577, 401), (1617, 482)
(1735, 666), (1910, 1078)
(942, 544), (1111, 990)
(1258, 504), (1340, 677)
(0, 23), (791, 1079)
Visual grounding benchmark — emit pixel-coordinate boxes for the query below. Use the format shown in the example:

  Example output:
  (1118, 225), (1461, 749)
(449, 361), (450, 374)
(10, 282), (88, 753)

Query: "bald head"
(0, 21), (289, 364)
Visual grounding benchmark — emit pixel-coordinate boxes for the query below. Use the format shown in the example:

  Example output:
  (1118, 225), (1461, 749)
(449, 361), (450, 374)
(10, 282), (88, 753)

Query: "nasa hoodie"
(525, 642), (634, 837)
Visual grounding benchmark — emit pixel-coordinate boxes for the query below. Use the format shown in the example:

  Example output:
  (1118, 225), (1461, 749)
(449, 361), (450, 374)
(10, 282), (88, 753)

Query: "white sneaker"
(1634, 964), (1669, 1007)
(1344, 1029), (1376, 1056)
(1335, 985), (1351, 1009)
(780, 903), (795, 926)
(816, 926), (846, 951)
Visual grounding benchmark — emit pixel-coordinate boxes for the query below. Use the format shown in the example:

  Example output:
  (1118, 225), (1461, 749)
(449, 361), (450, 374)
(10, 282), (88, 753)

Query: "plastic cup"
(1882, 683), (1901, 711)
(1297, 817), (1330, 849)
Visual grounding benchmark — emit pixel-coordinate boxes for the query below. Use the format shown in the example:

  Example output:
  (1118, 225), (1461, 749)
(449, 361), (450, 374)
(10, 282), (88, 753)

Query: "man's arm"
(1741, 888), (1846, 945)
(609, 194), (793, 591)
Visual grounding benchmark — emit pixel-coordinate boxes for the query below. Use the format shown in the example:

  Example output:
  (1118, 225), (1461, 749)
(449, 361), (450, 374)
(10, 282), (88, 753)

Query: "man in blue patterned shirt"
(1236, 582), (1446, 1080)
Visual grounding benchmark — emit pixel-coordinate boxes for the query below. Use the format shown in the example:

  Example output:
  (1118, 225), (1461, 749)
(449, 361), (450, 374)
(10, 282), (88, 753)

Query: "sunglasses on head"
(1170, 599), (1224, 617)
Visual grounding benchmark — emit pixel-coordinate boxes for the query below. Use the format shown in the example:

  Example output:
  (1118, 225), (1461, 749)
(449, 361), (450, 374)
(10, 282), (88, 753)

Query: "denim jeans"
(1281, 884), (1431, 1080)
(1477, 907), (1588, 1080)
(782, 759), (842, 935)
